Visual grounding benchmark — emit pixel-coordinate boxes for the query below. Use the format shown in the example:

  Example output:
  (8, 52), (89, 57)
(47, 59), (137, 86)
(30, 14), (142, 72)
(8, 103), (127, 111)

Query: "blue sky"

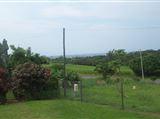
(0, 1), (160, 56)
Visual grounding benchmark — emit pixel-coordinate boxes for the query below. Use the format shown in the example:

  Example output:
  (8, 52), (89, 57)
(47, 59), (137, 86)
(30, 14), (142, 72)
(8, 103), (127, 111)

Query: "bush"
(48, 64), (64, 87)
(12, 62), (59, 101)
(66, 71), (80, 86)
(0, 68), (9, 104)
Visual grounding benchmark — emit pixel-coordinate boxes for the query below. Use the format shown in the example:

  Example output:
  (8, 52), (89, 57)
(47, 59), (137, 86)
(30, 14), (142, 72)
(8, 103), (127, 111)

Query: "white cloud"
(41, 6), (86, 18)
(0, 19), (60, 33)
(40, 5), (117, 19)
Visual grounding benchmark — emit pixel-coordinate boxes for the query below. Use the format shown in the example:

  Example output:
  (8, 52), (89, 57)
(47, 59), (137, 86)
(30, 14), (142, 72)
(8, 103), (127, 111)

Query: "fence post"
(120, 78), (124, 110)
(80, 80), (83, 103)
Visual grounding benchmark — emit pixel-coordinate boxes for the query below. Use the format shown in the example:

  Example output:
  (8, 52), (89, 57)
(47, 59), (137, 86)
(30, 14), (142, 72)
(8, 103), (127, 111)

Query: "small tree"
(106, 49), (126, 64)
(95, 62), (115, 83)
(9, 45), (49, 69)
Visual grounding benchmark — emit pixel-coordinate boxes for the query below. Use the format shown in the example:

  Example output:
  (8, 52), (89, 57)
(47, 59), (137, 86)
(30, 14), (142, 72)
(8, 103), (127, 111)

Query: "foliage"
(47, 63), (80, 87)
(95, 62), (115, 80)
(106, 49), (126, 63)
(0, 39), (9, 104)
(66, 71), (80, 85)
(9, 45), (49, 68)
(9, 45), (27, 67)
(0, 39), (9, 68)
(129, 51), (160, 76)
(48, 63), (64, 80)
(12, 62), (58, 100)
(0, 68), (9, 104)
(95, 49), (126, 81)
(52, 55), (106, 66)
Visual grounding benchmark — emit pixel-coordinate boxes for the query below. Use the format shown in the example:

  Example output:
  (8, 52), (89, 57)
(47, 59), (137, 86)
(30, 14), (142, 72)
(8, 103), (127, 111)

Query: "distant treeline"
(52, 49), (160, 66)
(52, 49), (160, 77)
(52, 55), (106, 66)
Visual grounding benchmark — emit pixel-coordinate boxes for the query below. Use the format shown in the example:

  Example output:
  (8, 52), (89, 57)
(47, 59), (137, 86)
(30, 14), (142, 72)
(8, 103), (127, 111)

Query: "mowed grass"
(44, 63), (96, 75)
(66, 64), (96, 75)
(0, 99), (159, 119)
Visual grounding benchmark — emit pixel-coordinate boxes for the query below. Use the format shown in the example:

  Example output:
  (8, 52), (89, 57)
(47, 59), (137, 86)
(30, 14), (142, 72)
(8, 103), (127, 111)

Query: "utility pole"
(63, 28), (67, 97)
(140, 49), (144, 80)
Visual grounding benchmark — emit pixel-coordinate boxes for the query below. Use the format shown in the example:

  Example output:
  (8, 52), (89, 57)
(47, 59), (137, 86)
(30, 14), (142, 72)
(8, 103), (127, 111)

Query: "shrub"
(49, 63), (64, 79)
(0, 68), (9, 104)
(12, 62), (59, 101)
(66, 71), (80, 86)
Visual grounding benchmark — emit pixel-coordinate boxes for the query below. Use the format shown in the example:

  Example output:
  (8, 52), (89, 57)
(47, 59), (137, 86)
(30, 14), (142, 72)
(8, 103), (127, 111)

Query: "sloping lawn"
(0, 99), (159, 119)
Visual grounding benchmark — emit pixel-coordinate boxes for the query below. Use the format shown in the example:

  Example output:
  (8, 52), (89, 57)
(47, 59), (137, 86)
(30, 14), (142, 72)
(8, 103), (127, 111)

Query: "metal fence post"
(80, 80), (83, 103)
(121, 78), (124, 110)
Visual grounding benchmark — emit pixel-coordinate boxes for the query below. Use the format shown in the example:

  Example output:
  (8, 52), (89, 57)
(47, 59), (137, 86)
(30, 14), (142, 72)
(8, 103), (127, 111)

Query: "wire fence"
(59, 77), (160, 113)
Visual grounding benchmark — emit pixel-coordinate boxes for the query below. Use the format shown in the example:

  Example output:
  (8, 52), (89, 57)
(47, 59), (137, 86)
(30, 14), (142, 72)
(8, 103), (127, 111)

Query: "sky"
(0, 1), (160, 56)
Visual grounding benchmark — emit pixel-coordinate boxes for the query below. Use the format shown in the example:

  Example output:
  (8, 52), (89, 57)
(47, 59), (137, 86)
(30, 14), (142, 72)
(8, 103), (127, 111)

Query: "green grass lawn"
(0, 99), (159, 119)
(66, 64), (96, 75)
(44, 63), (96, 75)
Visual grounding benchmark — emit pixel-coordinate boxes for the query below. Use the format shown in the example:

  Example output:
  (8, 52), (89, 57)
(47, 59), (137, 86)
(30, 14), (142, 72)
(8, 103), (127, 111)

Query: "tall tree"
(0, 39), (9, 104)
(0, 39), (9, 68)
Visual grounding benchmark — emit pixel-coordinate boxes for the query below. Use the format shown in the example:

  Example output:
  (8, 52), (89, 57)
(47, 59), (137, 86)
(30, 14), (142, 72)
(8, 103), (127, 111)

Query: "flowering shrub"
(12, 62), (58, 101)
